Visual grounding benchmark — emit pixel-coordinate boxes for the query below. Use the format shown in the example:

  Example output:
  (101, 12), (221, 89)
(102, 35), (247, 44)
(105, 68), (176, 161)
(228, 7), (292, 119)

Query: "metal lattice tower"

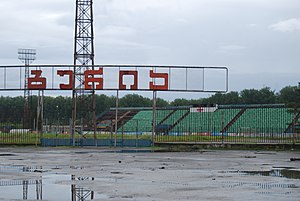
(71, 176), (94, 201)
(72, 0), (96, 144)
(18, 49), (36, 129)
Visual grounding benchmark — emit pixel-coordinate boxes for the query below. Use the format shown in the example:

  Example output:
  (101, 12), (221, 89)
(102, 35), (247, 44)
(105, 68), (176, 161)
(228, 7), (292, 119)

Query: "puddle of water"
(100, 149), (153, 153)
(222, 181), (297, 189)
(70, 166), (85, 170)
(0, 165), (44, 173)
(241, 168), (300, 179)
(0, 174), (70, 200)
(74, 149), (170, 154)
(0, 154), (16, 156)
(0, 174), (107, 200)
(221, 168), (299, 194)
(221, 168), (300, 180)
(74, 151), (91, 154)
(254, 152), (277, 155)
(0, 166), (107, 201)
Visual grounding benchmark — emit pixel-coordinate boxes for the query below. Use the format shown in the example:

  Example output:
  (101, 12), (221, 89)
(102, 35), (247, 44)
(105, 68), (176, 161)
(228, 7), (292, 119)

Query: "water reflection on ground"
(0, 166), (99, 201)
(240, 168), (300, 179)
(0, 164), (299, 200)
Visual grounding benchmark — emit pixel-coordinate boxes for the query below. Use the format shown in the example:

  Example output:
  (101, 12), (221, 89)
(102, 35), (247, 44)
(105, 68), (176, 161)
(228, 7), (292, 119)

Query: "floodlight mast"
(18, 48), (36, 129)
(72, 0), (96, 145)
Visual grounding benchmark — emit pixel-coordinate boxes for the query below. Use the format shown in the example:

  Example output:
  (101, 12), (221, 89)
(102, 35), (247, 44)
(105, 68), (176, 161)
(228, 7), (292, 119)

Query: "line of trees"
(0, 86), (299, 124)
(172, 86), (299, 106)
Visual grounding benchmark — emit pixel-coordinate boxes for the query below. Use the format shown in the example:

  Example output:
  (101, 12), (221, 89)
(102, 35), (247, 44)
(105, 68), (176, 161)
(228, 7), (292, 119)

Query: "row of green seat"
(230, 108), (293, 133)
(171, 109), (240, 133)
(120, 107), (295, 133)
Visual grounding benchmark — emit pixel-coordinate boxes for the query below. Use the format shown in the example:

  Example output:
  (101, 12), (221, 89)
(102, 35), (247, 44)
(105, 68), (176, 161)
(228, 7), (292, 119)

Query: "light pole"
(56, 105), (60, 135)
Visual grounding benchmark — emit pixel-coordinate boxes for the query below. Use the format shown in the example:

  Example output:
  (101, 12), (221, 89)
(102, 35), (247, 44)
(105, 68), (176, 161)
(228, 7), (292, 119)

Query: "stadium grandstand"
(96, 104), (300, 144)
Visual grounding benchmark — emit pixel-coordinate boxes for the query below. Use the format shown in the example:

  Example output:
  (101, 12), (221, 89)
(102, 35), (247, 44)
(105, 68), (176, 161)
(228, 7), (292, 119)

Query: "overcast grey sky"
(0, 0), (299, 99)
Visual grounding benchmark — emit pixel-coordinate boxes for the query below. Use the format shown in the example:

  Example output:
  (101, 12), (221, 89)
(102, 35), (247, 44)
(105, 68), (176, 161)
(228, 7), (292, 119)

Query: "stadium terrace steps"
(228, 108), (294, 133)
(221, 108), (246, 133)
(284, 111), (300, 133)
(99, 105), (297, 135)
(96, 109), (140, 131)
(158, 110), (177, 125)
(166, 110), (191, 132)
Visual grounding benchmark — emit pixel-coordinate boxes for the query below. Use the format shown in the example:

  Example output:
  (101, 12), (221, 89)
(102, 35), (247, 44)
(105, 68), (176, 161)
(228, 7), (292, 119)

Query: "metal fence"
(0, 124), (39, 145)
(120, 105), (300, 144)
(0, 104), (299, 146)
(0, 122), (151, 147)
(152, 105), (300, 144)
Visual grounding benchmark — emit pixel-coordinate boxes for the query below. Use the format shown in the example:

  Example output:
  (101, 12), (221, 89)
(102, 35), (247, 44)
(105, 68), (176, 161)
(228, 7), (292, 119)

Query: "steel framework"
(72, 0), (96, 144)
(18, 49), (36, 129)
(71, 175), (94, 201)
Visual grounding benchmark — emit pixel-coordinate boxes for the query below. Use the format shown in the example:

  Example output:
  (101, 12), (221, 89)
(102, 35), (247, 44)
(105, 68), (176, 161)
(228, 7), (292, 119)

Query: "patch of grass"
(41, 133), (152, 140)
(0, 132), (299, 146)
(0, 132), (39, 145)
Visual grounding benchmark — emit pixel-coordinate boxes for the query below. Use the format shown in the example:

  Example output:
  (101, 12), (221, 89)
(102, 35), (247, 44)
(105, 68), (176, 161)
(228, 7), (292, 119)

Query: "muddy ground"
(0, 147), (299, 201)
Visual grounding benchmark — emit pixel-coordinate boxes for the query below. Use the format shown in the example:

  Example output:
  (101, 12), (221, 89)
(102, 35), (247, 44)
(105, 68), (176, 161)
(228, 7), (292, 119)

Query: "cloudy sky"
(0, 0), (299, 99)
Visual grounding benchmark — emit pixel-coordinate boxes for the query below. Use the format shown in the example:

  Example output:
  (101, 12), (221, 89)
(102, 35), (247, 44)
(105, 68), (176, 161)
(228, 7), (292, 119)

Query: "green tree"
(119, 94), (152, 107)
(0, 96), (24, 123)
(223, 91), (240, 104)
(95, 94), (116, 114)
(201, 91), (240, 105)
(277, 86), (298, 104)
(258, 87), (276, 104)
(156, 98), (169, 107)
(240, 89), (261, 104)
(170, 98), (192, 106)
(286, 86), (300, 113)
(239, 87), (275, 104)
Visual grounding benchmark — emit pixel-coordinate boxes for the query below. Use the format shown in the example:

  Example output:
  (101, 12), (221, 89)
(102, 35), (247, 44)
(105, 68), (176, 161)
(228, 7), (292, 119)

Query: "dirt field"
(0, 147), (299, 201)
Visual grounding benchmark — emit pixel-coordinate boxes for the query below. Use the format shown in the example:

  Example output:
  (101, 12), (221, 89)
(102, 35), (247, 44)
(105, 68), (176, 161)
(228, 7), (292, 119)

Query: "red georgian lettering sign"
(84, 68), (103, 90)
(57, 70), (73, 90)
(119, 70), (138, 90)
(149, 70), (168, 90)
(28, 69), (169, 91)
(28, 70), (46, 89)
(0, 65), (228, 92)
